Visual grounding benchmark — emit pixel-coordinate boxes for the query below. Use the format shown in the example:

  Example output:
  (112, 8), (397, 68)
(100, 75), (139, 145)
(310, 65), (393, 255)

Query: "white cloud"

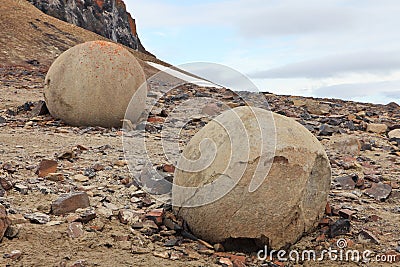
(125, 0), (400, 103)
(249, 50), (400, 79)
(313, 80), (400, 99)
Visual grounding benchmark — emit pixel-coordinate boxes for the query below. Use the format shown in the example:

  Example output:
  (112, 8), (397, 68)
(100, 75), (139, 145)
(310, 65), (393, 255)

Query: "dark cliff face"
(27, 0), (148, 53)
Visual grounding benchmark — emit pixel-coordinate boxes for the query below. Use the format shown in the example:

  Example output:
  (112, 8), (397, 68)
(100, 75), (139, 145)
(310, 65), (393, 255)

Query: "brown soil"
(0, 1), (399, 267)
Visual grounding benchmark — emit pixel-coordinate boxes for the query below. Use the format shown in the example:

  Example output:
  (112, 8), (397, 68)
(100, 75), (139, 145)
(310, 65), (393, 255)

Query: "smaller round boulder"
(44, 41), (146, 127)
(173, 107), (331, 249)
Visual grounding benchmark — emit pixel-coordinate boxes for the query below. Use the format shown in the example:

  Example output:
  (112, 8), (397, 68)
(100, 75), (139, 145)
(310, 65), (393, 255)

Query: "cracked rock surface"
(174, 107), (331, 249)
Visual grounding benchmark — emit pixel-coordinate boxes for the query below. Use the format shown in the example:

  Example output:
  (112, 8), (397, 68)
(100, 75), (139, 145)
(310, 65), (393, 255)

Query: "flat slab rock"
(51, 192), (90, 215)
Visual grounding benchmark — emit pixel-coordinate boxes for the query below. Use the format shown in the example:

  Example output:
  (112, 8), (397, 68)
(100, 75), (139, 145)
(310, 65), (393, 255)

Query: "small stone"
(153, 251), (169, 259)
(325, 202), (332, 215)
(328, 219), (351, 238)
(162, 164), (175, 173)
(202, 103), (221, 116)
(76, 144), (89, 151)
(367, 123), (388, 134)
(305, 100), (330, 115)
(2, 162), (16, 173)
(24, 212), (50, 224)
(396, 246), (400, 253)
(46, 173), (65, 182)
(146, 209), (164, 226)
(163, 218), (182, 231)
(118, 209), (139, 225)
(67, 222), (84, 238)
(198, 239), (214, 249)
(51, 192), (90, 215)
(334, 176), (356, 190)
(339, 209), (356, 220)
(170, 251), (183, 260)
(114, 160), (127, 167)
(131, 246), (150, 254)
(214, 243), (225, 252)
(31, 100), (49, 116)
(36, 159), (58, 178)
(4, 250), (22, 260)
(0, 177), (13, 191)
(76, 208), (96, 223)
(131, 222), (144, 229)
(7, 214), (28, 225)
(368, 215), (382, 222)
(142, 219), (159, 230)
(96, 207), (113, 219)
(364, 182), (392, 201)
(164, 238), (179, 247)
(14, 184), (29, 195)
(219, 257), (233, 267)
(66, 214), (81, 223)
(359, 229), (380, 244)
(319, 124), (339, 136)
(4, 225), (19, 238)
(330, 135), (361, 156)
(70, 259), (88, 267)
(389, 129), (400, 139)
(92, 163), (104, 171)
(74, 174), (89, 183)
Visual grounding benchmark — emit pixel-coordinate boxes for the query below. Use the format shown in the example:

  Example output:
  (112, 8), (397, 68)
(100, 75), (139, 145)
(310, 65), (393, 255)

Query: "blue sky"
(125, 0), (400, 104)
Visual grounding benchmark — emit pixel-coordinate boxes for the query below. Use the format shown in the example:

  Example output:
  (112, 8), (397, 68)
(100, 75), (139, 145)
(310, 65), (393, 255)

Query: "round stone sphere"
(44, 41), (146, 127)
(173, 106), (331, 249)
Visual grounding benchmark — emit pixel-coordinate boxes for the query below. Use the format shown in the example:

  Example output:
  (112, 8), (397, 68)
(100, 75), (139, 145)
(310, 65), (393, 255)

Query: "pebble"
(24, 212), (50, 224)
(3, 250), (22, 260)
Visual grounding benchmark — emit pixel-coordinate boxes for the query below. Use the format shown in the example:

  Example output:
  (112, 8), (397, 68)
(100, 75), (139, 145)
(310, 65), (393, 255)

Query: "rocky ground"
(0, 65), (400, 267)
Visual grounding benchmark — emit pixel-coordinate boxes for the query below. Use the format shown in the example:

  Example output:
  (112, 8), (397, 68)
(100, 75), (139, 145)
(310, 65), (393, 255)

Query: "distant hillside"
(0, 0), (165, 73)
(27, 0), (149, 54)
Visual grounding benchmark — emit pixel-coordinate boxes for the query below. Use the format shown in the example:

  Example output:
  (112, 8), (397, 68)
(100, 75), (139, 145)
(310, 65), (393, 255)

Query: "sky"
(125, 0), (400, 104)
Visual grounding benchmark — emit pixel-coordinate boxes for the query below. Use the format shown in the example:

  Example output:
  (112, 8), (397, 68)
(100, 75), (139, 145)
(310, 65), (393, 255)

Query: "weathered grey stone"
(44, 41), (146, 127)
(51, 192), (90, 215)
(367, 123), (388, 134)
(388, 129), (400, 139)
(328, 134), (361, 156)
(173, 107), (331, 249)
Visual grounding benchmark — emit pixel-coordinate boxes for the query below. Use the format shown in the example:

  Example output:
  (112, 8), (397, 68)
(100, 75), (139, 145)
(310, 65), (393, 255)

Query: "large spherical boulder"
(173, 106), (331, 249)
(44, 41), (146, 127)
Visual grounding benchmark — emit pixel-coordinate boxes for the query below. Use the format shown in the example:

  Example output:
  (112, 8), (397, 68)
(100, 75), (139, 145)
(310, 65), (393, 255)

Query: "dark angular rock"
(31, 100), (49, 116)
(319, 124), (339, 136)
(359, 230), (380, 244)
(334, 176), (356, 190)
(51, 192), (90, 215)
(364, 182), (392, 201)
(24, 212), (50, 224)
(328, 219), (351, 238)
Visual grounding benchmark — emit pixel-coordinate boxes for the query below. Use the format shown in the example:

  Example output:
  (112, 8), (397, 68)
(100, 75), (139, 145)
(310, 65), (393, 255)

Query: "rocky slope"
(0, 0), (163, 71)
(27, 0), (148, 54)
(1, 1), (400, 266)
(0, 67), (400, 266)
